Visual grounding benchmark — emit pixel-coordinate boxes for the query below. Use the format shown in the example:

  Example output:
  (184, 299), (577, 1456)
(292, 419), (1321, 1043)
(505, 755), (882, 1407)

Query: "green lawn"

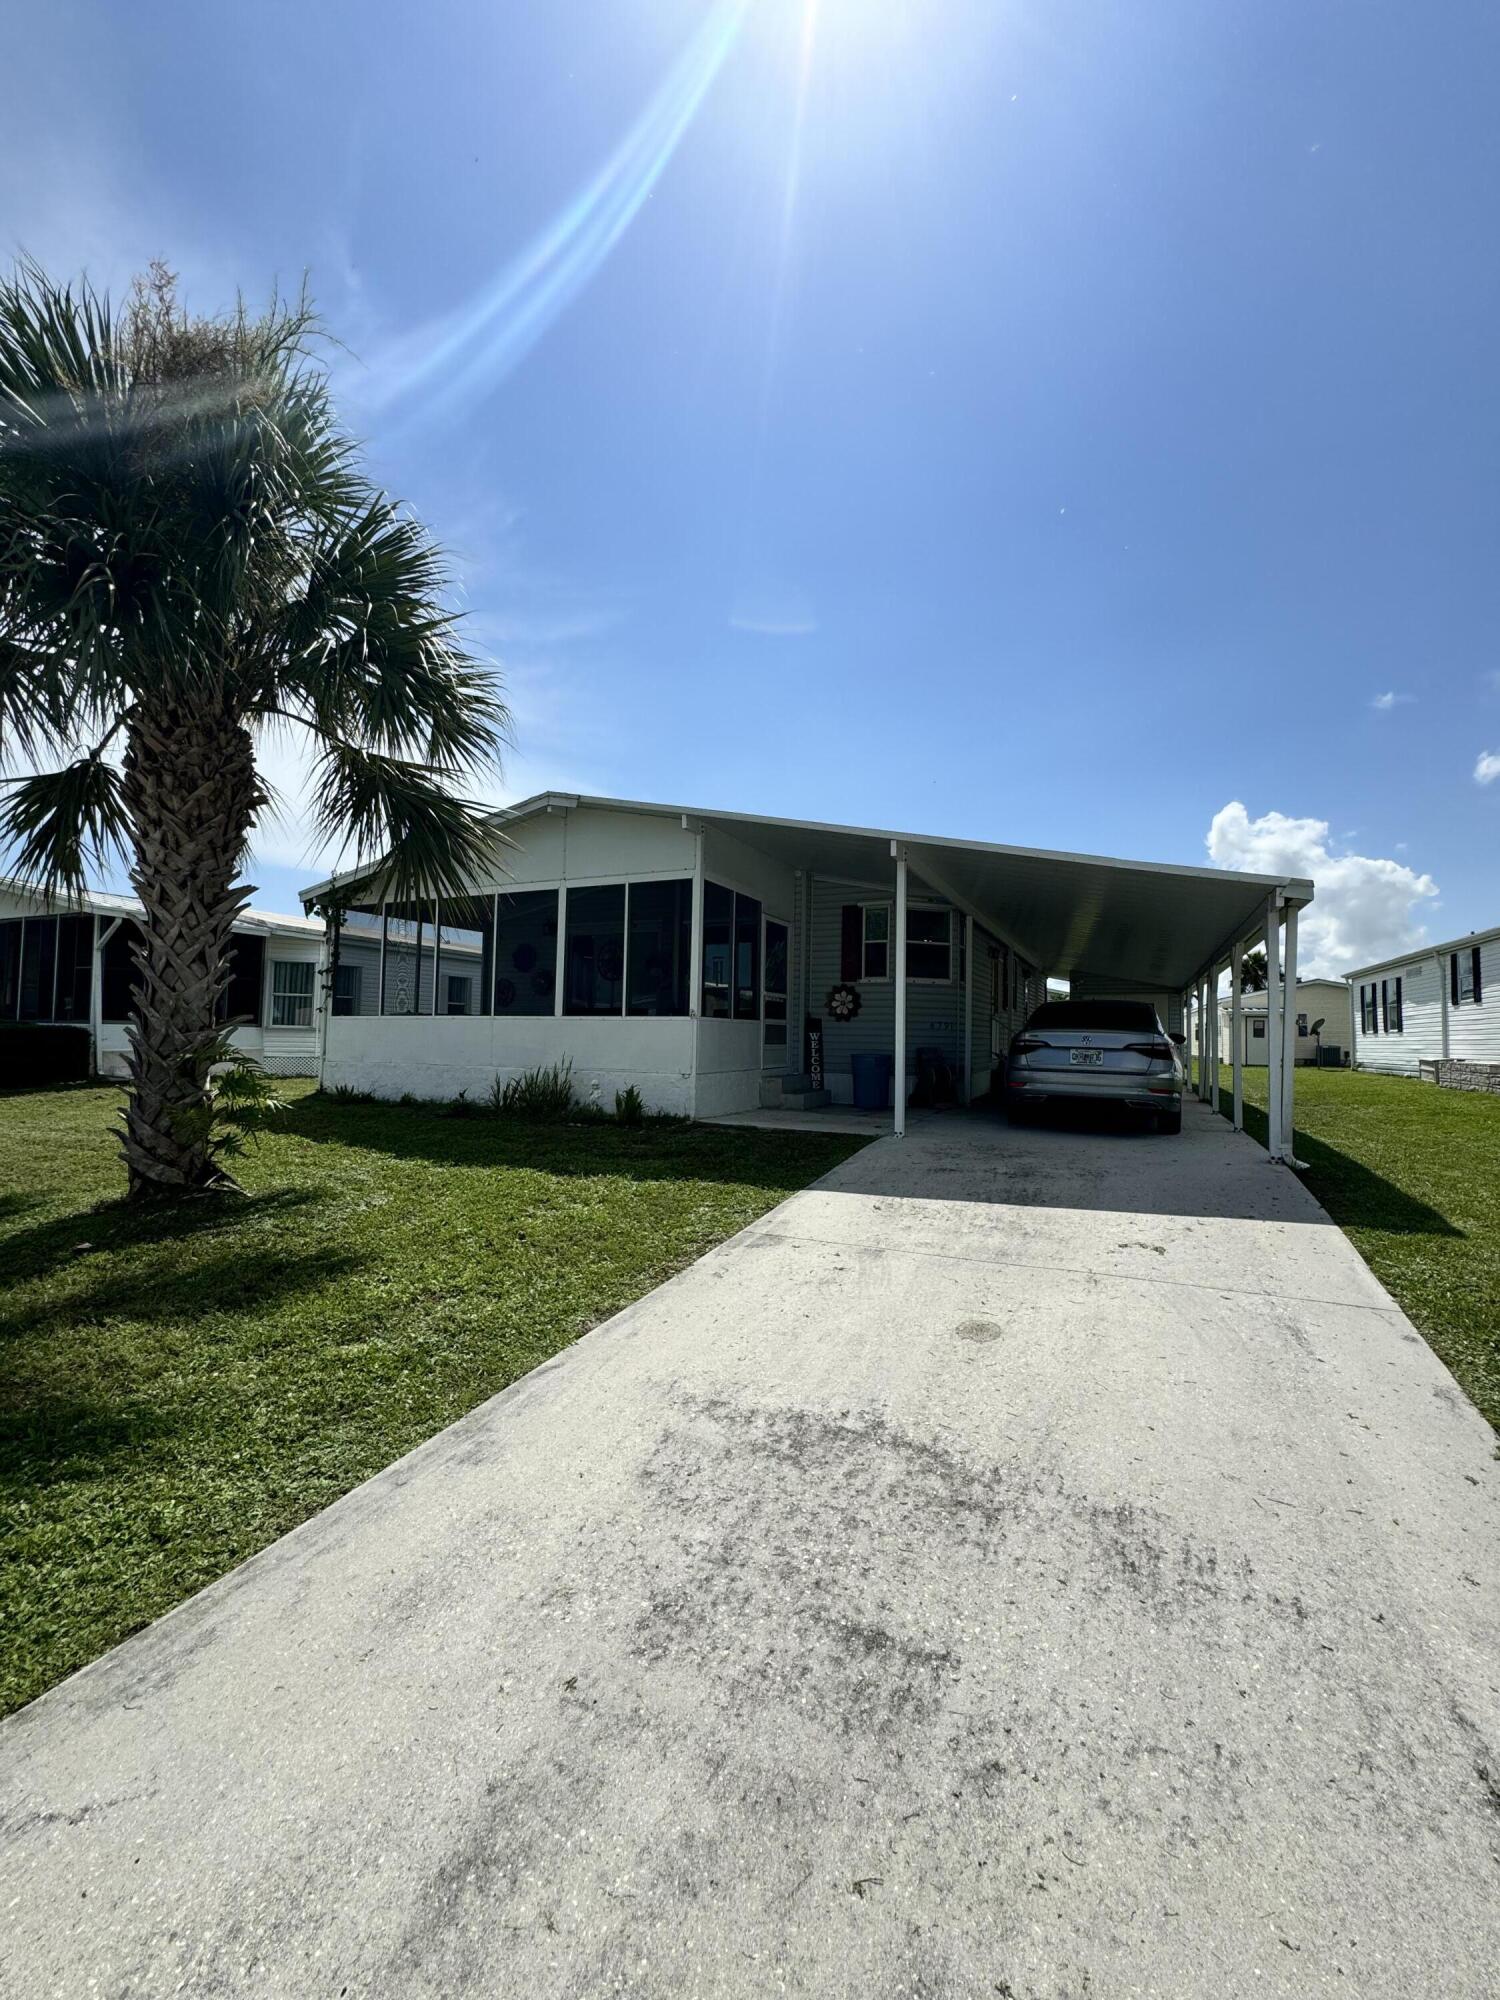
(0, 1083), (865, 1718)
(1206, 1063), (1500, 1432)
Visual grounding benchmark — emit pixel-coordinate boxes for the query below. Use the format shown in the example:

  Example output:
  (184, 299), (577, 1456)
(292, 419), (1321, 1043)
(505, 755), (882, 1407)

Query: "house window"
(564, 884), (626, 1016)
(907, 908), (952, 982)
(701, 882), (761, 1020)
(734, 892), (762, 1020)
(1452, 946), (1483, 1006)
(332, 964), (362, 1016)
(764, 919), (789, 1046)
(1296, 1012), (1309, 1037)
(493, 890), (558, 1016)
(626, 880), (692, 1017)
(445, 975), (471, 1016)
(1251, 1018), (1267, 1040)
(701, 881), (733, 1018)
(271, 959), (314, 1027)
(861, 904), (890, 980)
(1380, 980), (1390, 1033)
(988, 945), (1002, 1060)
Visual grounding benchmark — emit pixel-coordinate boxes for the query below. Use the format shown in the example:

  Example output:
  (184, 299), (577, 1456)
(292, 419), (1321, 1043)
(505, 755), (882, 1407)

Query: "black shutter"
(840, 904), (862, 982)
(1380, 980), (1388, 1032)
(1394, 976), (1403, 1032)
(1473, 946), (1483, 1005)
(1451, 953), (1460, 1006)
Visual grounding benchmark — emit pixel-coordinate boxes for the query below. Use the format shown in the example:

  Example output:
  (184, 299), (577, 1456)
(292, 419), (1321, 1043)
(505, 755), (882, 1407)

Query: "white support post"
(90, 915), (119, 1080)
(1210, 968), (1221, 1111)
(1230, 939), (1244, 1132)
(963, 912), (974, 1105)
(1198, 978), (1210, 1100)
(893, 843), (908, 1137)
(1264, 898), (1283, 1162)
(1281, 900), (1300, 1164)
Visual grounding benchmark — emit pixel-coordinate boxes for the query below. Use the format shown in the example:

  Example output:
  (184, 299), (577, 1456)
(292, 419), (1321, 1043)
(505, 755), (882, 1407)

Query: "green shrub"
(615, 1085), (645, 1127)
(495, 1060), (576, 1121)
(439, 1089), (483, 1119)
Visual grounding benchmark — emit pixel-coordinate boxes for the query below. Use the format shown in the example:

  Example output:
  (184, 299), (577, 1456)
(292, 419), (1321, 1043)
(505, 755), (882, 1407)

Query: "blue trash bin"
(850, 1051), (895, 1110)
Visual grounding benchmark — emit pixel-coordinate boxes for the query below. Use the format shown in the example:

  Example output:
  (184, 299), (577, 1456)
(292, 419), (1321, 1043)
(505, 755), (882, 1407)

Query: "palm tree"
(1239, 946), (1269, 993)
(0, 262), (507, 1197)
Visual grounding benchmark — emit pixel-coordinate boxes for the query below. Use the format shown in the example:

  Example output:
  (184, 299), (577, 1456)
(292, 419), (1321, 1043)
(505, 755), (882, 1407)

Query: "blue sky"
(4, 0), (1497, 971)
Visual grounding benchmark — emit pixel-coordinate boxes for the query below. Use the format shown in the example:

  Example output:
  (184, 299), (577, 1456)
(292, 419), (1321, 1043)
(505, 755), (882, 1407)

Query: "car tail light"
(1124, 1040), (1175, 1060)
(1011, 1036), (1050, 1055)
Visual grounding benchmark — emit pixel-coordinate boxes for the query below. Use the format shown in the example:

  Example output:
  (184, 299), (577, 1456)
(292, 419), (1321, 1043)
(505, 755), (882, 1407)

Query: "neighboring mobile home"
(0, 883), (326, 1080)
(1217, 978), (1353, 1068)
(299, 791), (1315, 1134)
(1348, 926), (1499, 1080)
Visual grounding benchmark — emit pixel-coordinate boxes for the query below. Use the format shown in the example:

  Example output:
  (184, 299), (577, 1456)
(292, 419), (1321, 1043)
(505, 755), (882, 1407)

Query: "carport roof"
(300, 792), (1312, 991)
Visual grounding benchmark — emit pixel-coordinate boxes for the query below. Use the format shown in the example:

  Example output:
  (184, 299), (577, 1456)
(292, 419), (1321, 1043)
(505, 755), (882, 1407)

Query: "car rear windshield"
(1026, 1001), (1161, 1032)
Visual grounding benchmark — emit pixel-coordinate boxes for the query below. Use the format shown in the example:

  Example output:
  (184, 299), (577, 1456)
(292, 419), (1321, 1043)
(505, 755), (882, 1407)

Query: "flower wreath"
(825, 982), (862, 1023)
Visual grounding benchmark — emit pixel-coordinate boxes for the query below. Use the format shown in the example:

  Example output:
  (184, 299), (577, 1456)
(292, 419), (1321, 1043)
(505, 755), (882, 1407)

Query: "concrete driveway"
(3, 1102), (1497, 1998)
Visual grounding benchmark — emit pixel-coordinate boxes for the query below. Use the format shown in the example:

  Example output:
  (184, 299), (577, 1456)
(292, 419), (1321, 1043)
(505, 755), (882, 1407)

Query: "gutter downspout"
(1265, 898), (1284, 1163)
(1230, 939), (1244, 1132)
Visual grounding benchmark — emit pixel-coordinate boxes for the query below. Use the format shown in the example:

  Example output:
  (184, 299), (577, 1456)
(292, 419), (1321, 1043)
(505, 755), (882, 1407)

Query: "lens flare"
(386, 0), (750, 420)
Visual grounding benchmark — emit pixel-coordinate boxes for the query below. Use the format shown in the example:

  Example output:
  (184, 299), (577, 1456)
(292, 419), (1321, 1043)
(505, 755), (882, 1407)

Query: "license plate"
(1069, 1049), (1104, 1066)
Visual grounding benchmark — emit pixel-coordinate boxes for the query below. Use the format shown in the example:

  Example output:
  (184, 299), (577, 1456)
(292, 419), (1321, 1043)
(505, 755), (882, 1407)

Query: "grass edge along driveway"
(0, 1083), (866, 1718)
(1209, 1063), (1499, 1436)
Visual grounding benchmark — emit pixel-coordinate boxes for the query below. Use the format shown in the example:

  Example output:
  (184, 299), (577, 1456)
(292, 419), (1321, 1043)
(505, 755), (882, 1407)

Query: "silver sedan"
(1005, 999), (1186, 1133)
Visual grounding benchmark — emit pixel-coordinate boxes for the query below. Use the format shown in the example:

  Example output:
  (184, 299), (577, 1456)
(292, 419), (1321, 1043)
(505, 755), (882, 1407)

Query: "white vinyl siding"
(1352, 953), (1448, 1075)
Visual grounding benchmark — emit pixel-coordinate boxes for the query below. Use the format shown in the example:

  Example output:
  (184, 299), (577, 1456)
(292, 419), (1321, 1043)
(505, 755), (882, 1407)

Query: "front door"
(763, 918), (790, 1071)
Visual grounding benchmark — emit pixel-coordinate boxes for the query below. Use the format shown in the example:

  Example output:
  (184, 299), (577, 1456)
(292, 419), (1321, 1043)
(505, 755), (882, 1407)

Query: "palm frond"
(308, 740), (504, 903)
(0, 754), (129, 896)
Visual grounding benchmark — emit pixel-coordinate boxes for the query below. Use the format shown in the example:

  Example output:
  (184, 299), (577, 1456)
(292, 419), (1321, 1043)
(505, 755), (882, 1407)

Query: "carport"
(672, 804), (1315, 1163)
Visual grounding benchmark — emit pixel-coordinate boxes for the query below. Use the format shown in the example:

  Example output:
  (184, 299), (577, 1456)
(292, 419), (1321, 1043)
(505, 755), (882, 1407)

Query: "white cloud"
(1206, 802), (1439, 976)
(1370, 690), (1414, 712)
(1474, 750), (1500, 786)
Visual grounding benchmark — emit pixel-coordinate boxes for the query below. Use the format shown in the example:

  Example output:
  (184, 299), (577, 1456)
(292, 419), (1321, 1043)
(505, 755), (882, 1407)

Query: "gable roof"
(301, 790), (1314, 992)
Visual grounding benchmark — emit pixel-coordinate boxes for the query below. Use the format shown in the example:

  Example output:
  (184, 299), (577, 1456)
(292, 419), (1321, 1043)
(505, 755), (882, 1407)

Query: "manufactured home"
(0, 882), (326, 1081)
(299, 791), (1316, 1149)
(1217, 978), (1352, 1068)
(1348, 926), (1499, 1081)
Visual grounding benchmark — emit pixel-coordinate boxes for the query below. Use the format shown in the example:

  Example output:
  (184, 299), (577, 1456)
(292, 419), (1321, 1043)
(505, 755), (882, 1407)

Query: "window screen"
(55, 914), (94, 1022)
(220, 933), (265, 1025)
(733, 893), (761, 1020)
(101, 920), (143, 1022)
(626, 880), (692, 1017)
(382, 901), (432, 1015)
(493, 890), (558, 1016)
(0, 919), (19, 1019)
(436, 896), (493, 1016)
(18, 918), (57, 1021)
(701, 882), (733, 1018)
(564, 884), (625, 1016)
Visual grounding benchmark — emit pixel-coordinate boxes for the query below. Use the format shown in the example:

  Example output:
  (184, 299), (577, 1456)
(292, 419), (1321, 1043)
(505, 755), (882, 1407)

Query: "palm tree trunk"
(120, 702), (265, 1198)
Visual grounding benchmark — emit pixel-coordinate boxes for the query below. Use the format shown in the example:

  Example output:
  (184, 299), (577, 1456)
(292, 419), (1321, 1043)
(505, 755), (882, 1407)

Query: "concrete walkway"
(3, 1103), (1498, 1998)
